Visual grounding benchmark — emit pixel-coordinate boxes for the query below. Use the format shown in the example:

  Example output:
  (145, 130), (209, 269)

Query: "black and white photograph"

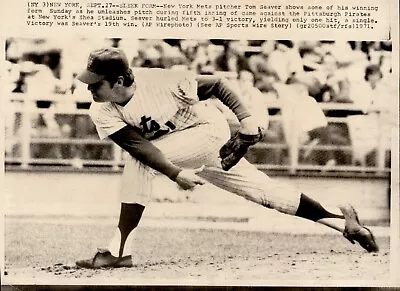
(2, 37), (397, 285)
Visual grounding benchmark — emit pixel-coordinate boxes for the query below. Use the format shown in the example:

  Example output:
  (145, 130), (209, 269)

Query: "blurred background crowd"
(4, 38), (396, 170)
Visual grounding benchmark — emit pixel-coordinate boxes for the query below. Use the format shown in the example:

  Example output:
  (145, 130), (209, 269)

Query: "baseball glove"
(219, 128), (263, 171)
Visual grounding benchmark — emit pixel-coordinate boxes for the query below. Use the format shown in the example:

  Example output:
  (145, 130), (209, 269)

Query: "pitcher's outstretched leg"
(200, 161), (379, 252)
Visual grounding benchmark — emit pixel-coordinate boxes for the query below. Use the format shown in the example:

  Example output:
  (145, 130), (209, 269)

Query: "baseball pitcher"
(75, 47), (378, 269)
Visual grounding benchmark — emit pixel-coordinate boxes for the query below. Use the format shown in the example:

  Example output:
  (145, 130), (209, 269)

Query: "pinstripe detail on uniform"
(199, 164), (301, 215)
(120, 157), (153, 205)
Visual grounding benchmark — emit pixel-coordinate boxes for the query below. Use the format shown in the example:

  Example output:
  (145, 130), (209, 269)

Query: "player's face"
(87, 79), (117, 103)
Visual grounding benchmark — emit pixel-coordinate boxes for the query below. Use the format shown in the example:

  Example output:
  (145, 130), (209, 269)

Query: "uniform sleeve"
(196, 76), (251, 121)
(89, 103), (127, 140)
(170, 71), (199, 105)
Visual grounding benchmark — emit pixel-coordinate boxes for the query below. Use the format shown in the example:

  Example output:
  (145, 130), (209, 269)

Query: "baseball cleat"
(76, 248), (133, 269)
(340, 205), (379, 252)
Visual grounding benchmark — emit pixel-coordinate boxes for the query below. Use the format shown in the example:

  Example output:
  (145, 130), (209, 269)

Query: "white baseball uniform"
(89, 68), (301, 215)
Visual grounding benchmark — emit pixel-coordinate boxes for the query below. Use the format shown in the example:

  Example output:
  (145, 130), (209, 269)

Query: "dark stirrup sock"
(117, 203), (145, 257)
(295, 193), (344, 222)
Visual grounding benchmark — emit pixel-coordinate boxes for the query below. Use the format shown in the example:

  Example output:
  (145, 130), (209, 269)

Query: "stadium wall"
(4, 170), (390, 222)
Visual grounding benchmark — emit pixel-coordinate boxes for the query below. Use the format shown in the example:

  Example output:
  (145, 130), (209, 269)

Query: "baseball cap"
(78, 47), (130, 84)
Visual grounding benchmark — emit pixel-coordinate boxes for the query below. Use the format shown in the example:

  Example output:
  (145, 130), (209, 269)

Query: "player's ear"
(116, 76), (124, 86)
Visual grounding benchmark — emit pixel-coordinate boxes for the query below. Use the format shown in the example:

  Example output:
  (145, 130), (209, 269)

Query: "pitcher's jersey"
(90, 68), (203, 140)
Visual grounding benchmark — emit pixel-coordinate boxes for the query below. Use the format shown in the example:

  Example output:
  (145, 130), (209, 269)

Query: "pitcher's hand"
(175, 166), (206, 190)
